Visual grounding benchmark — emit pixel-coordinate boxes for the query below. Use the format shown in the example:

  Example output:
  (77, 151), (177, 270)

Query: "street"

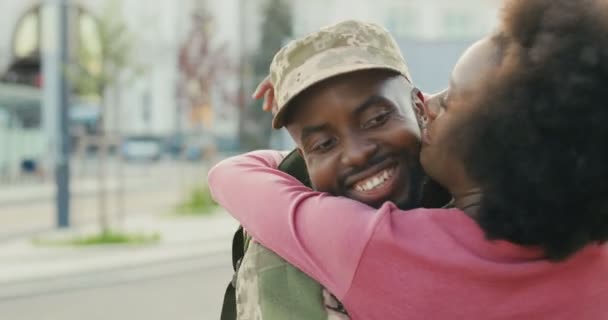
(0, 158), (236, 319)
(0, 159), (210, 240)
(0, 252), (233, 320)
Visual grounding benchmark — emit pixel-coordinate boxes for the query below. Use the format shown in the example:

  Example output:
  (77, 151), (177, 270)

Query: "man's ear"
(411, 88), (427, 128)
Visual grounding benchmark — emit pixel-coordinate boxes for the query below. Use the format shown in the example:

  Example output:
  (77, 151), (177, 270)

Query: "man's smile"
(342, 158), (409, 206)
(353, 166), (396, 192)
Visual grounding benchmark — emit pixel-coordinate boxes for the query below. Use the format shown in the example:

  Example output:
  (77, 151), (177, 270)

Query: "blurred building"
(0, 0), (250, 178)
(291, 0), (503, 92)
(0, 0), (503, 158)
(0, 0), (254, 165)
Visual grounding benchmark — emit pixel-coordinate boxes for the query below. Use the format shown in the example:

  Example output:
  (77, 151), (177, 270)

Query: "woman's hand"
(252, 76), (279, 115)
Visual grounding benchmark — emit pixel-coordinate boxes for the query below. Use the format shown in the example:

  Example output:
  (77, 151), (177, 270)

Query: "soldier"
(221, 20), (449, 320)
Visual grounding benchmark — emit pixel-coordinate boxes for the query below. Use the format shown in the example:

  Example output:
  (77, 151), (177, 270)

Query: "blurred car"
(164, 132), (218, 161)
(121, 135), (163, 162)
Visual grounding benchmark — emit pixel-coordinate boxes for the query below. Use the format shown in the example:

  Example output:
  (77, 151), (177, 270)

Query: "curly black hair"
(460, 0), (608, 260)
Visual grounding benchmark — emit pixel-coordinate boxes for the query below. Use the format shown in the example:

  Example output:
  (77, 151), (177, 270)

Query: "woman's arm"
(208, 150), (391, 298)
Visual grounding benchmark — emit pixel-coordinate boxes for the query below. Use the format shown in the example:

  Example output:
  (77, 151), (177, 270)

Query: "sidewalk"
(0, 160), (211, 207)
(0, 209), (239, 298)
(0, 173), (163, 207)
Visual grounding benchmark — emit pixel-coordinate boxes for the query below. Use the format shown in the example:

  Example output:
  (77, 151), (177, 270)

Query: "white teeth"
(354, 168), (395, 192)
(365, 181), (374, 191)
(373, 177), (382, 186)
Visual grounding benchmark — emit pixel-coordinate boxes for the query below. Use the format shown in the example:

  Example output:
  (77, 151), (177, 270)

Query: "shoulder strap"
(220, 226), (243, 320)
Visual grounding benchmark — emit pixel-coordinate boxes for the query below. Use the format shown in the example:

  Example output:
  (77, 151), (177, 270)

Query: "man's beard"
(394, 160), (427, 210)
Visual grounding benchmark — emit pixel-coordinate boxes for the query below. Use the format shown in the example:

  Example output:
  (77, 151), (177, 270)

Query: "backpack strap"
(220, 226), (244, 320)
(232, 227), (245, 272)
(220, 280), (237, 320)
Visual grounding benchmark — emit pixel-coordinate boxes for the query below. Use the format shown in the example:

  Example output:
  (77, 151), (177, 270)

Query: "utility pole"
(42, 0), (71, 228)
(238, 0), (247, 111)
(56, 0), (71, 228)
(236, 0), (248, 150)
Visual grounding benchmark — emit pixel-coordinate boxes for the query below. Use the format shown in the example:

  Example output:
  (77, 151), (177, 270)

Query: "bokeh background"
(0, 1), (501, 319)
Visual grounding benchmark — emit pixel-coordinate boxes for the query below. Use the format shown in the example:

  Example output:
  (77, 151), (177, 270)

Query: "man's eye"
(363, 112), (391, 129)
(312, 138), (336, 152)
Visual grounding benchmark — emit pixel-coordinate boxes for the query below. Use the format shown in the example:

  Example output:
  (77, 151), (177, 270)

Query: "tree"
(176, 5), (234, 134)
(238, 0), (292, 151)
(69, 0), (142, 233)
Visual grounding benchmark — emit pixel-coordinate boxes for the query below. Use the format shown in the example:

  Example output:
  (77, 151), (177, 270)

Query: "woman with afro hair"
(210, 0), (608, 318)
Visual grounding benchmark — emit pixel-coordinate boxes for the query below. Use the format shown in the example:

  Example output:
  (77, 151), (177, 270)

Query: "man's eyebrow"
(353, 95), (389, 116)
(300, 123), (330, 142)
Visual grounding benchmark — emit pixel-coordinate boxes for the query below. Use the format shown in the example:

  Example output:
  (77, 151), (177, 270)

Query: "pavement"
(0, 159), (239, 301)
(0, 177), (119, 207)
(0, 160), (198, 208)
(0, 209), (239, 300)
(0, 258), (234, 320)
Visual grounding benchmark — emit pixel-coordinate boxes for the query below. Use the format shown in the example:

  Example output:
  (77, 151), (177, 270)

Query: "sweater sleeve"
(208, 150), (390, 298)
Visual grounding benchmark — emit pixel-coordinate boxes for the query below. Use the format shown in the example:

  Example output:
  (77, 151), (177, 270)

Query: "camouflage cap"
(270, 20), (412, 129)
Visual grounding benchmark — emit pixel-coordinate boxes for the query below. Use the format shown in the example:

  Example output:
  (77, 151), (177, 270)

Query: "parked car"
(121, 135), (163, 162)
(164, 132), (218, 161)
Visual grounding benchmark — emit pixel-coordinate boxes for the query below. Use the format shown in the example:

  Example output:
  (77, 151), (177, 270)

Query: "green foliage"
(254, 0), (293, 75)
(176, 185), (218, 215)
(239, 0), (293, 151)
(34, 230), (160, 246)
(68, 0), (143, 97)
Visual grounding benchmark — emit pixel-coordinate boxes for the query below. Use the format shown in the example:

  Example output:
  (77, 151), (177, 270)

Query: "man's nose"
(341, 137), (378, 167)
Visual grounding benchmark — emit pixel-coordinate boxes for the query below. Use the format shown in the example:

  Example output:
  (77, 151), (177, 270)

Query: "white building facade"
(0, 0), (249, 139)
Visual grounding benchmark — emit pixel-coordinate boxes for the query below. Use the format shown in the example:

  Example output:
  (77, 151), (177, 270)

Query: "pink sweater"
(208, 150), (608, 320)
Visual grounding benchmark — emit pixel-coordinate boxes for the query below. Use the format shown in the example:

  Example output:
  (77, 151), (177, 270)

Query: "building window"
(14, 9), (41, 58)
(7, 3), (102, 88)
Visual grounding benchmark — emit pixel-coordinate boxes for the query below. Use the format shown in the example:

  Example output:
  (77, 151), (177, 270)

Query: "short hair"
(460, 0), (608, 260)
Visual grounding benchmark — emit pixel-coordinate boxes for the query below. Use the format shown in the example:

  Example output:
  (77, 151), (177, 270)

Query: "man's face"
(421, 37), (501, 193)
(285, 70), (425, 209)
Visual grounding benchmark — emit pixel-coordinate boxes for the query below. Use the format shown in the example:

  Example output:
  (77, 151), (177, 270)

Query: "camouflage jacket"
(220, 150), (349, 320)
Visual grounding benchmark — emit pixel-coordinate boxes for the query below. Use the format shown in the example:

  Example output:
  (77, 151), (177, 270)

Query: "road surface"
(0, 160), (209, 240)
(0, 252), (233, 320)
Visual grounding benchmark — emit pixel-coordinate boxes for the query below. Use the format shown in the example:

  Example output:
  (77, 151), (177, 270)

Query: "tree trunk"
(238, 94), (273, 151)
(113, 83), (126, 226)
(97, 95), (109, 233)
